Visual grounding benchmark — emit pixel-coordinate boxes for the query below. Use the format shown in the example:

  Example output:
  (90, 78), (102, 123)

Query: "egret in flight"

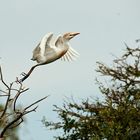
(20, 32), (80, 82)
(31, 32), (80, 65)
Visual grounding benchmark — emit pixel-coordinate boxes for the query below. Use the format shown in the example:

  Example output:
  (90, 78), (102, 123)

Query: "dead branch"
(24, 95), (49, 111)
(9, 118), (23, 129)
(11, 81), (29, 111)
(0, 89), (8, 94)
(0, 83), (13, 119)
(0, 65), (49, 138)
(13, 87), (29, 111)
(0, 66), (9, 89)
(0, 93), (49, 138)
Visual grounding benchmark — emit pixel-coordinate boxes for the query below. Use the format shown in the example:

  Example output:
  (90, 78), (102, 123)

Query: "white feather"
(61, 47), (79, 62)
(31, 32), (80, 64)
(39, 32), (53, 55)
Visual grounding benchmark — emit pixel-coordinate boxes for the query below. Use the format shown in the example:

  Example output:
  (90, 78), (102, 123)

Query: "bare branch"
(9, 118), (23, 129)
(0, 95), (49, 138)
(0, 64), (49, 138)
(24, 95), (49, 111)
(0, 66), (9, 89)
(0, 83), (13, 119)
(0, 89), (8, 94)
(0, 113), (23, 138)
(13, 85), (29, 111)
(0, 95), (8, 97)
(24, 106), (38, 115)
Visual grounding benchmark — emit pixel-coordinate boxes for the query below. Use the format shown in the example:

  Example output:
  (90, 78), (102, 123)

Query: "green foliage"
(43, 47), (140, 140)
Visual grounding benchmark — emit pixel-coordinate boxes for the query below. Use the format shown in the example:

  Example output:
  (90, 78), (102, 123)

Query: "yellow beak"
(71, 32), (80, 36)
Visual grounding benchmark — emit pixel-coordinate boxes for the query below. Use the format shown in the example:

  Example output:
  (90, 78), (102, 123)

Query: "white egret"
(31, 32), (80, 65)
(20, 32), (80, 82)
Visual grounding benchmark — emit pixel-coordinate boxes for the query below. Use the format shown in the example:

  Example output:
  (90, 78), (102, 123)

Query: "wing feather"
(61, 55), (66, 61)
(39, 32), (53, 55)
(55, 35), (63, 47)
(61, 47), (79, 62)
(67, 51), (75, 61)
(69, 46), (80, 56)
(45, 33), (53, 47)
(65, 53), (70, 61)
(40, 32), (53, 48)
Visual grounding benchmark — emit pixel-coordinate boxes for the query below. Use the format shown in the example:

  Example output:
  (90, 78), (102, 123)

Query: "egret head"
(63, 32), (80, 41)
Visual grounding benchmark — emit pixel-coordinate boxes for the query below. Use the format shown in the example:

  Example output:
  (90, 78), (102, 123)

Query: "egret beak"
(69, 32), (80, 40)
(71, 32), (80, 37)
(63, 32), (80, 40)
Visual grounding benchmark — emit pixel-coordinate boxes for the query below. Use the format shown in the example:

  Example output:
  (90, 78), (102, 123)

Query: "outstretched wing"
(45, 33), (54, 47)
(39, 32), (53, 55)
(55, 35), (64, 47)
(61, 46), (80, 62)
(40, 32), (53, 48)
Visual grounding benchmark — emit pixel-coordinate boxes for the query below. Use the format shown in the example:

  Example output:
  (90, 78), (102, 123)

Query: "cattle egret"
(31, 32), (80, 65)
(20, 32), (80, 82)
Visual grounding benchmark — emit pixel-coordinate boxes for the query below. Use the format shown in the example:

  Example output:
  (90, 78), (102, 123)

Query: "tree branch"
(0, 83), (13, 119)
(0, 66), (9, 89)
(0, 64), (49, 138)
(0, 95), (49, 138)
(13, 84), (29, 111)
(9, 118), (23, 129)
(24, 95), (49, 111)
(0, 113), (23, 138)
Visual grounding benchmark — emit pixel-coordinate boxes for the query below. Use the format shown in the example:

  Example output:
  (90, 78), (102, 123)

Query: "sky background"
(0, 0), (140, 139)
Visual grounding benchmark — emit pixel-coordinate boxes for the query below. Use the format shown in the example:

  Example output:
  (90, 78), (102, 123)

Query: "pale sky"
(0, 0), (140, 139)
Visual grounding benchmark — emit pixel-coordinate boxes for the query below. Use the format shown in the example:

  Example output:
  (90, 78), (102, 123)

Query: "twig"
(13, 85), (29, 111)
(0, 89), (8, 94)
(24, 95), (49, 111)
(0, 95), (8, 97)
(0, 66), (9, 89)
(24, 106), (38, 115)
(0, 65), (49, 138)
(9, 118), (23, 129)
(0, 83), (13, 119)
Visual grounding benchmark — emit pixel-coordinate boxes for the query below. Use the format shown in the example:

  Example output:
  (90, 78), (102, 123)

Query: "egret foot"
(15, 77), (21, 84)
(21, 72), (27, 77)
